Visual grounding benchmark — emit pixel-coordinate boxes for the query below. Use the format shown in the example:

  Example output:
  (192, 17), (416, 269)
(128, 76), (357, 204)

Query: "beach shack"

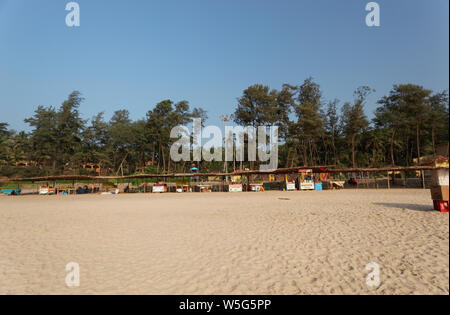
(283, 174), (296, 191)
(299, 169), (315, 190)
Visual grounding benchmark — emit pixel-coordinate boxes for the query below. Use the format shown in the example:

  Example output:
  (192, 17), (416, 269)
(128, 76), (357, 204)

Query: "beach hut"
(299, 169), (315, 190)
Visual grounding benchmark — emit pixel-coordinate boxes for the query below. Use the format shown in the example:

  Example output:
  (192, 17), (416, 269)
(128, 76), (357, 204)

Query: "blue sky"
(0, 0), (448, 131)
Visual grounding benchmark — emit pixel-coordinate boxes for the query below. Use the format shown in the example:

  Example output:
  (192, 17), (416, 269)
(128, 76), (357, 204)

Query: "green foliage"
(0, 122), (9, 139)
(0, 82), (448, 178)
(286, 78), (325, 166)
(234, 84), (291, 137)
(374, 84), (448, 165)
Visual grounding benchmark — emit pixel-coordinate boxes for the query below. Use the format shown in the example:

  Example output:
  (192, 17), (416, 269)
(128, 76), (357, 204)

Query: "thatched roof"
(1, 164), (448, 183)
(418, 155), (449, 167)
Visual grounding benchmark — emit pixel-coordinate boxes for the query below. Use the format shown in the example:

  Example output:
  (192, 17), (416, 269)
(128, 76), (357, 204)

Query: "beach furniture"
(199, 185), (212, 192)
(76, 187), (87, 194)
(250, 183), (264, 192)
(314, 182), (323, 191)
(1, 188), (21, 195)
(263, 181), (285, 191)
(176, 181), (189, 193)
(57, 185), (75, 195)
(39, 186), (55, 195)
(39, 186), (48, 195)
(229, 184), (243, 192)
(300, 180), (315, 190)
(430, 167), (449, 212)
(432, 199), (448, 212)
(39, 186), (57, 195)
(328, 180), (345, 189)
(286, 181), (296, 191)
(152, 184), (167, 193)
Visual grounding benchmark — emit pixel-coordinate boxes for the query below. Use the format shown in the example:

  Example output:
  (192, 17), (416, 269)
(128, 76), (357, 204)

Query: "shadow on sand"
(373, 202), (435, 212)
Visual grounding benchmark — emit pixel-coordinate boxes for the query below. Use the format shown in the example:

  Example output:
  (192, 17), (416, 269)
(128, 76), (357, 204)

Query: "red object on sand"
(433, 200), (449, 213)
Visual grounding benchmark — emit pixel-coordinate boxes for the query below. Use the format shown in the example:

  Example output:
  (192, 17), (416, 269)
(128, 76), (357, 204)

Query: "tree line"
(0, 78), (448, 178)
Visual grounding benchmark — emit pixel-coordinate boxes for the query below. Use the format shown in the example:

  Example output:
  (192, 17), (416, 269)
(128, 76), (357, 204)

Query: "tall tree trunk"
(116, 152), (128, 176)
(351, 134), (357, 168)
(151, 143), (155, 164)
(390, 129), (396, 166)
(301, 141), (308, 166)
(331, 128), (338, 165)
(416, 123), (421, 162)
(406, 137), (410, 166)
(167, 147), (171, 172)
(233, 145), (236, 172)
(431, 127), (436, 156)
(308, 139), (313, 166)
(162, 147), (166, 172)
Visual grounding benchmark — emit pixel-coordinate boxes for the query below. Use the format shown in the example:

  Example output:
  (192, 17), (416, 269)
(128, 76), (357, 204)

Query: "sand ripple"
(0, 189), (448, 295)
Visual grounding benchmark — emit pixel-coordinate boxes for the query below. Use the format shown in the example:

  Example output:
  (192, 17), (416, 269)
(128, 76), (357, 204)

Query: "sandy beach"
(0, 189), (448, 295)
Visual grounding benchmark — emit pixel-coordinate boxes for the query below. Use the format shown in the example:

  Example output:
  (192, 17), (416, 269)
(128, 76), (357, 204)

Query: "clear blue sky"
(0, 0), (448, 131)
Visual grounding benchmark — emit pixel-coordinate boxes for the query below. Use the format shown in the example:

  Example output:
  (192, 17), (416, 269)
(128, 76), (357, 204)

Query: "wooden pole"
(387, 172), (390, 189)
(421, 170), (426, 189)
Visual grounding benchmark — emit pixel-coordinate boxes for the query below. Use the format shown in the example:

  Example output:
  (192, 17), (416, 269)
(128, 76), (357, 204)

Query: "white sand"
(0, 189), (448, 295)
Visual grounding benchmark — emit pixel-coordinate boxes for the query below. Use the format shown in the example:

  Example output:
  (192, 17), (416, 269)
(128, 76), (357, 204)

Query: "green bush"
(0, 165), (17, 177)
